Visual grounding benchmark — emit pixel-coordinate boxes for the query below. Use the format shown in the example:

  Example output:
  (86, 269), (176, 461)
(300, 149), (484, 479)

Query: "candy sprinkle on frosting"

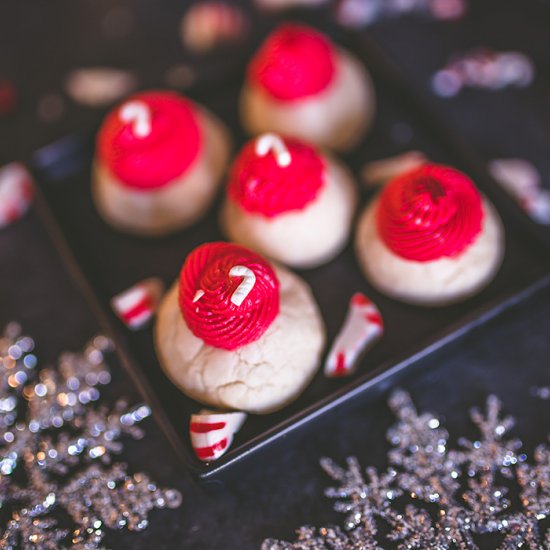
(377, 163), (484, 262)
(179, 242), (280, 350)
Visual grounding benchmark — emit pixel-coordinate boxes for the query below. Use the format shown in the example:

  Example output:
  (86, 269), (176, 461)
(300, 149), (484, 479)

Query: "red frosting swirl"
(227, 135), (325, 218)
(97, 90), (202, 190)
(178, 242), (280, 350)
(376, 163), (484, 262)
(247, 23), (336, 101)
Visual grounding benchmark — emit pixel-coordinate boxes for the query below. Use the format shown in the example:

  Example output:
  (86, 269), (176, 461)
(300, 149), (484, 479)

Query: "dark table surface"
(1, 1), (549, 548)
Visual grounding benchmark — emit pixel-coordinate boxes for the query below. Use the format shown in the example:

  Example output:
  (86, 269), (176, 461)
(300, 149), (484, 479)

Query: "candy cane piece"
(229, 265), (256, 306)
(324, 292), (384, 378)
(0, 163), (34, 228)
(488, 158), (550, 225)
(255, 133), (291, 167)
(193, 289), (205, 303)
(522, 189), (550, 225)
(488, 158), (541, 199)
(110, 277), (165, 330)
(120, 100), (152, 138)
(432, 49), (534, 97)
(190, 409), (247, 462)
(180, 2), (249, 53)
(65, 68), (137, 107)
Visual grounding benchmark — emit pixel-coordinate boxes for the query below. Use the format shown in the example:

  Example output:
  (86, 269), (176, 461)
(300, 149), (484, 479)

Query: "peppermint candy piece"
(362, 151), (427, 188)
(0, 163), (35, 229)
(324, 293), (384, 378)
(190, 410), (247, 462)
(180, 2), (248, 54)
(110, 278), (165, 330)
(488, 158), (550, 225)
(488, 158), (541, 199)
(522, 189), (550, 225)
(432, 49), (534, 97)
(429, 0), (467, 21)
(65, 67), (138, 107)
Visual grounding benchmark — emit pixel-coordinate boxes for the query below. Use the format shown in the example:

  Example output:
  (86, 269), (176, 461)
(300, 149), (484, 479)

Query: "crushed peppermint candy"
(0, 163), (35, 229)
(110, 277), (165, 330)
(180, 2), (249, 54)
(432, 49), (534, 97)
(335, 0), (466, 29)
(190, 409), (247, 462)
(65, 67), (138, 107)
(324, 293), (384, 378)
(489, 158), (550, 225)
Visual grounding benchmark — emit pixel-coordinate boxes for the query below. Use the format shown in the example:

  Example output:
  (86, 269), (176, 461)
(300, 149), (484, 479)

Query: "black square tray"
(28, 21), (550, 480)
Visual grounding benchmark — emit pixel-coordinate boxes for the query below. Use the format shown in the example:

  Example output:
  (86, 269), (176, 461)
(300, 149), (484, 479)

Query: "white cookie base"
(221, 156), (357, 268)
(154, 266), (325, 414)
(355, 198), (505, 306)
(240, 49), (375, 152)
(92, 107), (231, 237)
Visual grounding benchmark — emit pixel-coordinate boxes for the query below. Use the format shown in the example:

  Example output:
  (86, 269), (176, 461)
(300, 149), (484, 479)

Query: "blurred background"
(1, 1), (550, 548)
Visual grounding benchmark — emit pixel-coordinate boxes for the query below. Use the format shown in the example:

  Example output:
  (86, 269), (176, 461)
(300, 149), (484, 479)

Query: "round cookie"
(155, 242), (325, 414)
(221, 133), (357, 268)
(355, 163), (505, 305)
(92, 90), (231, 236)
(240, 23), (375, 152)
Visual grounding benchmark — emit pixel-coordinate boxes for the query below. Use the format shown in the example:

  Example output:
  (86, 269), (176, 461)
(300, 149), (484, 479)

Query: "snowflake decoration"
(0, 323), (182, 549)
(264, 389), (549, 549)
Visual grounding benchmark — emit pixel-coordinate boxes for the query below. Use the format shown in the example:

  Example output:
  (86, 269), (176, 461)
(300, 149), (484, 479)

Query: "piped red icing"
(97, 90), (202, 190)
(227, 134), (325, 217)
(247, 23), (336, 101)
(179, 242), (279, 350)
(377, 163), (484, 262)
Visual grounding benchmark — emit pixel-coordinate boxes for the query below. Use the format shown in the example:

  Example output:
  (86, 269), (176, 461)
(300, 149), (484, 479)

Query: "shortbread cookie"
(92, 90), (231, 236)
(355, 164), (504, 305)
(155, 242), (325, 413)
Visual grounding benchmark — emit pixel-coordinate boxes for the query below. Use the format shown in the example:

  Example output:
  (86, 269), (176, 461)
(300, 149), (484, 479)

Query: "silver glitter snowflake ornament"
(264, 389), (549, 549)
(0, 323), (182, 549)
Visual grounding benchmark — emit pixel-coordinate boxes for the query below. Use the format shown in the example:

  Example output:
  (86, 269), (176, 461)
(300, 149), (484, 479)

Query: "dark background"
(1, 1), (549, 548)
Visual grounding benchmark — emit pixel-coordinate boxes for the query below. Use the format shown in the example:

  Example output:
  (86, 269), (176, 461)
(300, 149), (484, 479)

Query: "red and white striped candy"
(488, 158), (541, 199)
(64, 67), (138, 107)
(180, 2), (248, 54)
(488, 158), (550, 225)
(432, 49), (534, 97)
(522, 189), (550, 225)
(0, 163), (34, 229)
(324, 293), (384, 378)
(190, 410), (247, 462)
(110, 277), (164, 330)
(428, 0), (466, 21)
